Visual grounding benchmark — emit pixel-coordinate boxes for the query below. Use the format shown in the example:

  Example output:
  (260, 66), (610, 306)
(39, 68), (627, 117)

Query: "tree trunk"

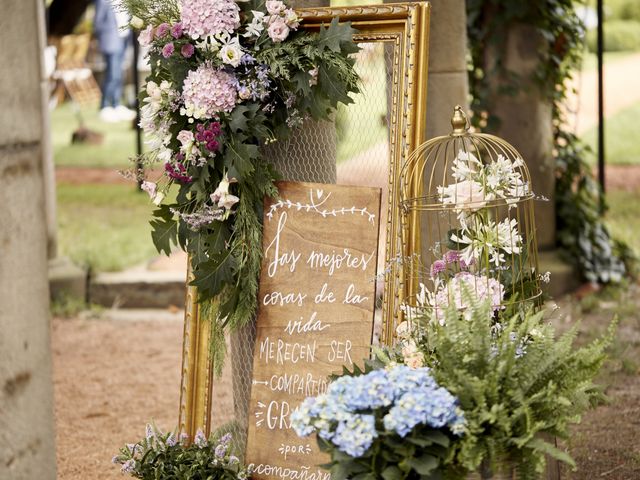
(0, 1), (57, 478)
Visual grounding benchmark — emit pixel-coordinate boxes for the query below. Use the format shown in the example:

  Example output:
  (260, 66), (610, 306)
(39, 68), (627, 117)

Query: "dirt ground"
(52, 284), (640, 480)
(557, 284), (640, 480)
(51, 315), (184, 480)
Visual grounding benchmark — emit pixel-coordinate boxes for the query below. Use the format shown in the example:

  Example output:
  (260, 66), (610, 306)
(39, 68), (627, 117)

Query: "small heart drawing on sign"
(316, 189), (323, 198)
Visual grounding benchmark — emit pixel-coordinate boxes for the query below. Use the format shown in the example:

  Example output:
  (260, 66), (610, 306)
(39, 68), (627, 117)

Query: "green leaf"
(224, 141), (259, 179)
(407, 454), (438, 475)
(526, 437), (576, 469)
(190, 251), (236, 300)
(150, 217), (177, 256)
(420, 431), (451, 448)
(318, 17), (357, 53)
(381, 466), (403, 480)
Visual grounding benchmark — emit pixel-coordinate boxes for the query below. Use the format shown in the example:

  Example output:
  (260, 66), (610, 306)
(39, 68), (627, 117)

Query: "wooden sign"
(245, 181), (381, 479)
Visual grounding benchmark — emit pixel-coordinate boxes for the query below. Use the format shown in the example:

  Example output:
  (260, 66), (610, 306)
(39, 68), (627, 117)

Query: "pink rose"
(266, 0), (286, 15)
(162, 42), (175, 58)
(176, 130), (194, 147)
(138, 25), (154, 46)
(155, 22), (170, 38)
(181, 43), (195, 58)
(267, 17), (290, 43)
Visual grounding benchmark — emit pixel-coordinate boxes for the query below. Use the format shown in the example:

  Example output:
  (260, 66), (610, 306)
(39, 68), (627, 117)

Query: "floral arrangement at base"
(392, 292), (615, 479)
(119, 0), (361, 370)
(113, 424), (252, 479)
(291, 365), (466, 479)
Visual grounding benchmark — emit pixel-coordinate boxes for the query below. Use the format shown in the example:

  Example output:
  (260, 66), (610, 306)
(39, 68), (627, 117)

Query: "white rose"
(401, 339), (419, 358)
(404, 352), (424, 369)
(266, 0), (286, 15)
(267, 17), (290, 43)
(219, 43), (243, 67)
(176, 130), (194, 152)
(283, 8), (299, 28)
(130, 16), (144, 29)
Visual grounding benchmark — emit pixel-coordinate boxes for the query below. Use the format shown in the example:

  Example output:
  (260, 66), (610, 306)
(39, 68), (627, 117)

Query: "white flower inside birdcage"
(398, 106), (542, 328)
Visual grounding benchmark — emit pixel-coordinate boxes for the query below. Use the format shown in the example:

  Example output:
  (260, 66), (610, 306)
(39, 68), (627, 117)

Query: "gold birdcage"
(398, 106), (542, 324)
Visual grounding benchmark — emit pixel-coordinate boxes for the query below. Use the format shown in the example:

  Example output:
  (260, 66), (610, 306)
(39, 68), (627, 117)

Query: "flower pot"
(466, 460), (516, 480)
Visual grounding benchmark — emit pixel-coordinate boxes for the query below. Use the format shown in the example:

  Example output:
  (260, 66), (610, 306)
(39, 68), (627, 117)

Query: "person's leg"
(100, 51), (116, 109)
(110, 39), (126, 107)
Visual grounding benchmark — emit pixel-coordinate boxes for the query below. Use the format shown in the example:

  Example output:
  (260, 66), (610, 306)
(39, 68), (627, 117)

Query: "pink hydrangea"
(180, 0), (240, 39)
(431, 272), (504, 323)
(182, 64), (238, 118)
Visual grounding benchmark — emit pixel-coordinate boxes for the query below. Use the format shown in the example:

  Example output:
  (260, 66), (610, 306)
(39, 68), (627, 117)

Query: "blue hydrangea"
(328, 369), (395, 410)
(383, 385), (464, 437)
(386, 365), (436, 398)
(331, 414), (378, 457)
(291, 365), (465, 458)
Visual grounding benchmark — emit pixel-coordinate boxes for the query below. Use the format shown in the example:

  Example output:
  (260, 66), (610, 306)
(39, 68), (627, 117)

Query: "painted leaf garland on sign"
(245, 181), (381, 480)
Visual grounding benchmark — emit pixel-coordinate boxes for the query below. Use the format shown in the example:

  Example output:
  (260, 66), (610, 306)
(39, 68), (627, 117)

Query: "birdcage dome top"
(399, 106), (534, 212)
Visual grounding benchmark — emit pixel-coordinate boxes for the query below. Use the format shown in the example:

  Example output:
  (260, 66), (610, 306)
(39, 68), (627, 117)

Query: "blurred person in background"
(94, 0), (136, 122)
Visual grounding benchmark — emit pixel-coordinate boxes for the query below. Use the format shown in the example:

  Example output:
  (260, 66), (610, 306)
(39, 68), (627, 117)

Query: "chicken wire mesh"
(207, 40), (398, 456)
(398, 106), (542, 326)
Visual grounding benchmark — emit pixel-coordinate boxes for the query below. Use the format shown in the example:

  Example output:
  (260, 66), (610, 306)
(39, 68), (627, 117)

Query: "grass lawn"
(581, 100), (640, 165)
(580, 50), (635, 72)
(606, 189), (640, 255)
(57, 183), (159, 272)
(52, 102), (139, 168)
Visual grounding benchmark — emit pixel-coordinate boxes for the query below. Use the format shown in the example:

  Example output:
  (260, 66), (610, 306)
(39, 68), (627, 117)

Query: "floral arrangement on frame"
(120, 0), (360, 345)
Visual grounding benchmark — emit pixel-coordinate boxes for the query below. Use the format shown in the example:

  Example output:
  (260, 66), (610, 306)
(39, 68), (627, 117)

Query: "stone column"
(485, 24), (555, 250)
(423, 0), (469, 139)
(0, 0), (57, 478)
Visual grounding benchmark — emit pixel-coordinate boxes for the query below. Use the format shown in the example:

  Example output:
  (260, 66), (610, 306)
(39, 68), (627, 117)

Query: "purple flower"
(170, 22), (184, 38)
(155, 23), (170, 38)
(206, 140), (219, 151)
(194, 429), (208, 448)
(443, 250), (459, 264)
(165, 161), (193, 183)
(220, 433), (233, 444)
(202, 130), (214, 142)
(430, 259), (446, 278)
(214, 443), (227, 458)
(181, 43), (195, 58)
(162, 42), (175, 58)
(209, 122), (221, 135)
(121, 459), (136, 474)
(166, 433), (177, 447)
(145, 424), (154, 440)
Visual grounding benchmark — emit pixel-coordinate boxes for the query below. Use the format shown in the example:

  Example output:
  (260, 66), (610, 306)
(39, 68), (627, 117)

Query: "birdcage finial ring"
(451, 105), (469, 135)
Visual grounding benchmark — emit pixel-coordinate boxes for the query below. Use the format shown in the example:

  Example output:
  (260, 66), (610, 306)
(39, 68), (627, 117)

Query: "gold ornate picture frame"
(178, 2), (430, 438)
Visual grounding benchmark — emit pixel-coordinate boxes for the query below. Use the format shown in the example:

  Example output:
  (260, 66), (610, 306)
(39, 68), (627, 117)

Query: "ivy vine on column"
(466, 0), (636, 284)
